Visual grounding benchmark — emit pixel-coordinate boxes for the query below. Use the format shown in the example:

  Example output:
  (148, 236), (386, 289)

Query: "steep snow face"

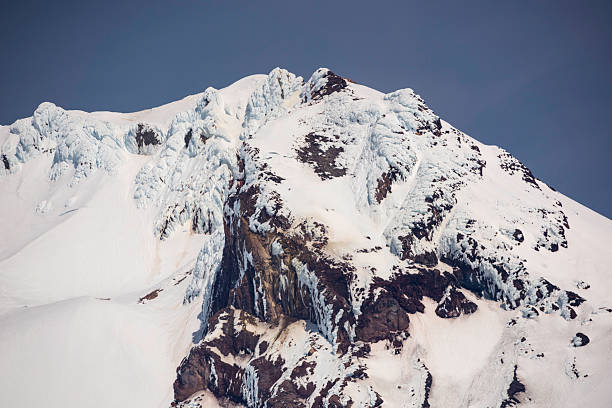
(1, 68), (611, 408)
(241, 68), (303, 140)
(133, 87), (238, 240)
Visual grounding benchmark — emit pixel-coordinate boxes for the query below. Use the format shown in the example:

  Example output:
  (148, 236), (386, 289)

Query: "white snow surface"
(1, 67), (611, 407)
(0, 74), (264, 408)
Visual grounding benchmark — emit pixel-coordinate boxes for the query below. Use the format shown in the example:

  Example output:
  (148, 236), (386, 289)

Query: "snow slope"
(0, 75), (265, 407)
(1, 68), (611, 408)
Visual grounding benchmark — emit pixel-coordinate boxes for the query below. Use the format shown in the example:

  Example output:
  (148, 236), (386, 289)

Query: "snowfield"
(1, 68), (611, 408)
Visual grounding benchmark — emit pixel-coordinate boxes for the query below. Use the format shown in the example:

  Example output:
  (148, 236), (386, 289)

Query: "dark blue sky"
(2, 1), (611, 217)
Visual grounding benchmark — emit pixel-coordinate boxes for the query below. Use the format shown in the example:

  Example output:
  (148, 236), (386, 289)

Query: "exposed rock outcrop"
(571, 332), (590, 347)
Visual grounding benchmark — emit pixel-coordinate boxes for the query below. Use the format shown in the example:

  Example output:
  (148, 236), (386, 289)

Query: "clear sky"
(1, 1), (611, 217)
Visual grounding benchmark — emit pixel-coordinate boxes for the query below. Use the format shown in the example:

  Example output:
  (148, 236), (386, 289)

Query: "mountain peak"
(1, 68), (611, 408)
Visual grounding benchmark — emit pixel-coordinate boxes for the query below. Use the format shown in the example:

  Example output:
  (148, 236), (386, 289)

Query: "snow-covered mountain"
(1, 68), (611, 408)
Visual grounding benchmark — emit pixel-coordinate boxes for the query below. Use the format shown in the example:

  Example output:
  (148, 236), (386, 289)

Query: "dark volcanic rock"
(375, 169), (399, 203)
(356, 291), (411, 343)
(310, 70), (347, 100)
(571, 332), (590, 347)
(498, 152), (540, 190)
(512, 229), (524, 243)
(267, 380), (311, 407)
(184, 129), (192, 148)
(174, 333), (243, 403)
(357, 268), (477, 342)
(138, 288), (162, 303)
(248, 355), (285, 403)
(174, 308), (263, 404)
(296, 133), (347, 180)
(174, 306), (344, 407)
(435, 285), (478, 318)
(422, 368), (433, 408)
(191, 206), (212, 234)
(134, 123), (162, 153)
(500, 365), (525, 408)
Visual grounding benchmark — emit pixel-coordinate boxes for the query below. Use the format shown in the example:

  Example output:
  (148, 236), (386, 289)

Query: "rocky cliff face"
(2, 67), (611, 408)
